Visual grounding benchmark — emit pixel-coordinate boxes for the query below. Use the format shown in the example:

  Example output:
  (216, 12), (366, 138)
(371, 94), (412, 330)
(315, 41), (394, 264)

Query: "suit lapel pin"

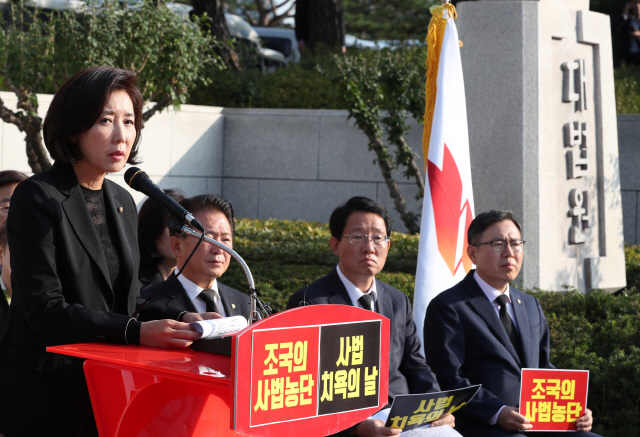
(117, 207), (123, 213)
(231, 304), (236, 309)
(517, 299), (522, 304)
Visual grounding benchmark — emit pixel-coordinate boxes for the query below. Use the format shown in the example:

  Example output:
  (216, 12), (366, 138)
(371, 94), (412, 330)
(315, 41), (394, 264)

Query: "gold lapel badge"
(117, 207), (123, 213)
(517, 299), (522, 304)
(231, 304), (236, 309)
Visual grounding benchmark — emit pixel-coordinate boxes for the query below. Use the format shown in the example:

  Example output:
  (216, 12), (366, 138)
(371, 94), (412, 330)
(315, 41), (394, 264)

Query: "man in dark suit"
(287, 196), (454, 437)
(142, 195), (250, 319)
(424, 210), (600, 437)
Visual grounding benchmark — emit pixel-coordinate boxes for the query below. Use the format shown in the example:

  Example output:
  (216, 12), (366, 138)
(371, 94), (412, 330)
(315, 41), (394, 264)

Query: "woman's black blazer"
(0, 162), (182, 372)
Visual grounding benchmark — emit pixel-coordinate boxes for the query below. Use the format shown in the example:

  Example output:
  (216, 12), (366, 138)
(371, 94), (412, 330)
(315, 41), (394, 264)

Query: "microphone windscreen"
(124, 167), (147, 188)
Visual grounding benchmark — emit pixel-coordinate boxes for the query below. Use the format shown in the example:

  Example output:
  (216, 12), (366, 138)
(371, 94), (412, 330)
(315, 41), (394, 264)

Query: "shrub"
(623, 244), (640, 294)
(188, 49), (346, 109)
(615, 65), (640, 114)
(533, 289), (640, 436)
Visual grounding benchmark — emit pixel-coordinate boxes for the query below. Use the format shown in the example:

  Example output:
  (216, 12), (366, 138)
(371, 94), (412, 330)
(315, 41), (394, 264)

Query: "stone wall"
(1, 92), (639, 249)
(618, 114), (640, 244)
(0, 93), (424, 233)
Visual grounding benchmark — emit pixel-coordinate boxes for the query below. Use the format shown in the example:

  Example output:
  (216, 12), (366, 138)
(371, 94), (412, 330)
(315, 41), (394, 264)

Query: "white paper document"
(401, 425), (461, 437)
(190, 315), (248, 339)
(370, 408), (391, 422)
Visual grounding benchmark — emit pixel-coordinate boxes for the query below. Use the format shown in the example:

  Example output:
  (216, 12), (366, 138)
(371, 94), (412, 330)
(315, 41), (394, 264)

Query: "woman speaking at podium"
(0, 66), (207, 436)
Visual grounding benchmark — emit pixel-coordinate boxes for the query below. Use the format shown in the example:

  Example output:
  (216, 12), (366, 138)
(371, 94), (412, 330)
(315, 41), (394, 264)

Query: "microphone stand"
(168, 221), (272, 324)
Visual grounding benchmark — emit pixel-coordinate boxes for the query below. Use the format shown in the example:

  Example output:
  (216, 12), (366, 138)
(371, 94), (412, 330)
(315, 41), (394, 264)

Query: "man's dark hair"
(0, 222), (6, 249)
(43, 65), (144, 165)
(467, 210), (522, 245)
(171, 194), (235, 236)
(0, 171), (28, 189)
(329, 196), (391, 239)
(138, 188), (185, 268)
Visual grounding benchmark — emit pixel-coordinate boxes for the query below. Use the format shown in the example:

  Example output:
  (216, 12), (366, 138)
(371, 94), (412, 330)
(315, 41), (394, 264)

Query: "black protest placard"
(385, 385), (481, 432)
(317, 320), (382, 415)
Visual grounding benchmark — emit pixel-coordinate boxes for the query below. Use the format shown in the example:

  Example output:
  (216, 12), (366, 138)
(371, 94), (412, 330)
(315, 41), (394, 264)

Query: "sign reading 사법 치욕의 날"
(250, 320), (382, 427)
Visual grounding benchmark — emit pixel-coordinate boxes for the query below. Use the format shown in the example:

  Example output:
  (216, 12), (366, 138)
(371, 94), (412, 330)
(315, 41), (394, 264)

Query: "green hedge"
(188, 49), (347, 109)
(534, 289), (640, 435)
(615, 65), (640, 114)
(188, 48), (640, 116)
(222, 218), (640, 437)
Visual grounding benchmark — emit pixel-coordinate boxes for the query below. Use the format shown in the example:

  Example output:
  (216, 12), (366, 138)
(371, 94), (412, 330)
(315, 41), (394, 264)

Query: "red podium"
(48, 305), (390, 437)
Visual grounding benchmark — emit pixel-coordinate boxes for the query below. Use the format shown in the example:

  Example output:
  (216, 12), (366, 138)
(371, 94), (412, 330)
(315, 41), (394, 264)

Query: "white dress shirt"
(336, 264), (378, 311)
(175, 269), (227, 317)
(473, 271), (519, 333)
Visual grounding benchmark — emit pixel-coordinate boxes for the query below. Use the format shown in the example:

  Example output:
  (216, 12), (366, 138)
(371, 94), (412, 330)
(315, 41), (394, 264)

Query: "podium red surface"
(48, 305), (390, 437)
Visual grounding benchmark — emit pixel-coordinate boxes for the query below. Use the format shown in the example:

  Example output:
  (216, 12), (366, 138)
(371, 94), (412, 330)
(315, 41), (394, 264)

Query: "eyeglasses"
(342, 233), (390, 247)
(471, 239), (525, 252)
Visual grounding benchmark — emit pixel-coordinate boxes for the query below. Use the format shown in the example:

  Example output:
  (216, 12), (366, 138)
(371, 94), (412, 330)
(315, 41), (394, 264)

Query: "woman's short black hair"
(43, 65), (144, 165)
(138, 188), (185, 267)
(329, 196), (392, 239)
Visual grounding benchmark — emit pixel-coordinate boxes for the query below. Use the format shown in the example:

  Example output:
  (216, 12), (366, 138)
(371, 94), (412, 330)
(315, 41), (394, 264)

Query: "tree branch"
(142, 96), (173, 124)
(395, 135), (425, 198)
(0, 98), (26, 131)
(268, 1), (296, 27)
(364, 131), (419, 234)
(231, 0), (257, 26)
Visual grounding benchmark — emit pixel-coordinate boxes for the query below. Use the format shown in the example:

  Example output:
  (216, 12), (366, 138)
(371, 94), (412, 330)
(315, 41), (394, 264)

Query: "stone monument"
(457, 0), (625, 292)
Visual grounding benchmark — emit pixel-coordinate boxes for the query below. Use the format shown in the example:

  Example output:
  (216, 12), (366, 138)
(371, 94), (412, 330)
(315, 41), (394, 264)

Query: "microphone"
(124, 167), (205, 232)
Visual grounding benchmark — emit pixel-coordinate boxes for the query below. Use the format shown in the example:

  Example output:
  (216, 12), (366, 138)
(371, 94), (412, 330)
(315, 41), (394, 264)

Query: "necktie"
(496, 294), (522, 358)
(198, 289), (219, 313)
(358, 294), (373, 311)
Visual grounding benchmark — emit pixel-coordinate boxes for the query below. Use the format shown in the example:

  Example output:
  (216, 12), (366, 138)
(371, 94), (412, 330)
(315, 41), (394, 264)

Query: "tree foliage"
(0, 0), (221, 173)
(327, 46), (427, 233)
(227, 0), (295, 27)
(344, 0), (437, 41)
(189, 49), (345, 108)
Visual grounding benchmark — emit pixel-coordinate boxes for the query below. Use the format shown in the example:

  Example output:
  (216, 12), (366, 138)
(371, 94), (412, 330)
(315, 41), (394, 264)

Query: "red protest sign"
(251, 326), (320, 426)
(519, 368), (589, 431)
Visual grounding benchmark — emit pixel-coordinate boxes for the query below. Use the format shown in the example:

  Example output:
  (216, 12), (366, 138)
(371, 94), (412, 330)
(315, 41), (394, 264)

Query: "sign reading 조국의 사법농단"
(384, 385), (481, 433)
(250, 320), (382, 427)
(519, 368), (589, 431)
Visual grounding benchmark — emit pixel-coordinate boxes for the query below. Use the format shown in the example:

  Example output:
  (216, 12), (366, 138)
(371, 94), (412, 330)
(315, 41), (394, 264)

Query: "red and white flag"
(413, 5), (474, 347)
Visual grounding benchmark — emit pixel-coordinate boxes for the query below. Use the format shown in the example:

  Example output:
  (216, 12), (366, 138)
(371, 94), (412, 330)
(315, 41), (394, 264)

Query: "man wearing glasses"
(287, 196), (453, 437)
(424, 210), (599, 437)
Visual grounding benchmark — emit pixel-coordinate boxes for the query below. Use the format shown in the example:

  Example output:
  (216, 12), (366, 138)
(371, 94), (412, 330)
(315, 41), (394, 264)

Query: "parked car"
(166, 3), (287, 71)
(224, 13), (287, 71)
(254, 26), (300, 64)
